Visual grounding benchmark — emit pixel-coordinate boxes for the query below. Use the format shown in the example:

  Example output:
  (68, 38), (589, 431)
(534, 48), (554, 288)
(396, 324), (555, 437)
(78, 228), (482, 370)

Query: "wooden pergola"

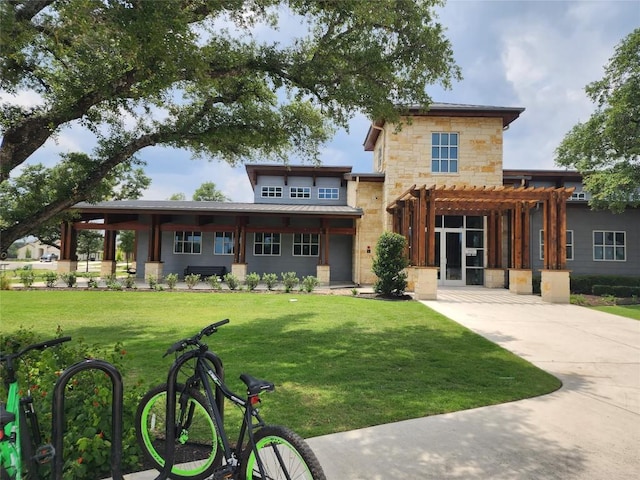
(387, 184), (575, 271)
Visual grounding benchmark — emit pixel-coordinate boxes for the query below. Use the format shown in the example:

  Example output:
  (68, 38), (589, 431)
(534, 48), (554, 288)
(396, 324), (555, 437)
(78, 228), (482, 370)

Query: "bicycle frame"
(157, 348), (271, 480)
(0, 380), (23, 479)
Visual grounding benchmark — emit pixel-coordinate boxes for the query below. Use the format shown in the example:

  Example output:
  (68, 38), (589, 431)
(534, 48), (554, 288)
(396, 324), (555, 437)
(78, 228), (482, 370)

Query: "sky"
(7, 0), (640, 203)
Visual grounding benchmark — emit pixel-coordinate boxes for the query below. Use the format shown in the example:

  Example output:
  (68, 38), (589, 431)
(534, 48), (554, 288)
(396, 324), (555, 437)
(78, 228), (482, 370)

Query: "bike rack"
(155, 352), (225, 480)
(52, 359), (124, 480)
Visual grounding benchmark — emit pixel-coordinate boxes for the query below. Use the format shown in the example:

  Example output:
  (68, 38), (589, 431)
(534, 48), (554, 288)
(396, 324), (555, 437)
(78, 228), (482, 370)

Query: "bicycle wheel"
(240, 425), (326, 480)
(136, 384), (220, 480)
(19, 403), (38, 480)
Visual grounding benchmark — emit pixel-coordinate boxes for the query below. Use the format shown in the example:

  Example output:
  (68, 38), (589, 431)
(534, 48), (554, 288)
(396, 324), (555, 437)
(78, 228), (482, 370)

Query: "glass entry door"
(435, 229), (465, 286)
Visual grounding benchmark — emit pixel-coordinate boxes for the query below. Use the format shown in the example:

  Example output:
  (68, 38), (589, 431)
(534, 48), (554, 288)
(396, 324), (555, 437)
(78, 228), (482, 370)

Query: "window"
(593, 231), (626, 261)
(318, 187), (339, 200)
(431, 132), (459, 173)
(290, 187), (311, 198)
(174, 231), (202, 254)
(540, 230), (574, 261)
(254, 233), (280, 256)
(261, 186), (282, 198)
(214, 232), (234, 255)
(293, 234), (319, 256)
(570, 191), (587, 201)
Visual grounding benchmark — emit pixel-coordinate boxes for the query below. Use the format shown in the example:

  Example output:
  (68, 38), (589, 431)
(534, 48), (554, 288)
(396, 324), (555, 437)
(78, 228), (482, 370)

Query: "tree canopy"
(193, 181), (229, 202)
(555, 28), (640, 212)
(0, 0), (460, 255)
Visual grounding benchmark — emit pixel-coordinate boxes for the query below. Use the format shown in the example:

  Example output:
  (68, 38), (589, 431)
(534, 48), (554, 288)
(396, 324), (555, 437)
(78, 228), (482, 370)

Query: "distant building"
(61, 103), (638, 301)
(16, 240), (60, 261)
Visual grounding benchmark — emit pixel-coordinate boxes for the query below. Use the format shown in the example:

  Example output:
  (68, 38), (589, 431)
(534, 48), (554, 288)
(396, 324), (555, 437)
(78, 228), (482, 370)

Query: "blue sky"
(8, 0), (640, 202)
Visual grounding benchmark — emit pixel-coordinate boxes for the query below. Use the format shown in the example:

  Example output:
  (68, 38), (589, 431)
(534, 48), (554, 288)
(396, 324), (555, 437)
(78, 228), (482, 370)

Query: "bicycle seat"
(240, 373), (275, 395)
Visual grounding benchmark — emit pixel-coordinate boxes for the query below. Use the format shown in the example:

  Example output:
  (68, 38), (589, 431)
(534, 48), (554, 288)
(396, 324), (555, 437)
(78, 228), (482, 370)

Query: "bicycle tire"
(18, 403), (37, 480)
(136, 384), (220, 480)
(240, 425), (326, 480)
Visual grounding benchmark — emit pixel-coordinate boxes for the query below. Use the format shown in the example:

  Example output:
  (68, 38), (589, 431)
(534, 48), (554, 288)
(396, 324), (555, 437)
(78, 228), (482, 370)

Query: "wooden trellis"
(387, 184), (575, 271)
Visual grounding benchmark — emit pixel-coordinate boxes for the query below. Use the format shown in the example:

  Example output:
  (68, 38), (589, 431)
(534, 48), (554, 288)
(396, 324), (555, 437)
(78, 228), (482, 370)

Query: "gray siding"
(530, 205), (640, 276)
(254, 175), (347, 206)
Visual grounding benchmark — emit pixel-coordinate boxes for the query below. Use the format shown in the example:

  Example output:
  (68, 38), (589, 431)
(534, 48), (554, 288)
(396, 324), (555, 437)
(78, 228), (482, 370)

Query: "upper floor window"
(593, 231), (626, 261)
(293, 234), (319, 256)
(254, 233), (280, 256)
(174, 231), (201, 254)
(290, 187), (311, 199)
(540, 230), (574, 261)
(318, 187), (339, 200)
(261, 186), (282, 198)
(214, 232), (234, 255)
(432, 132), (459, 173)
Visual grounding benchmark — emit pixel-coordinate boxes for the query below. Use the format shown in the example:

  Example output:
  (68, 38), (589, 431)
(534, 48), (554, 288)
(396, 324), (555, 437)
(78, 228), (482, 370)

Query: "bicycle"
(135, 319), (326, 480)
(0, 336), (71, 480)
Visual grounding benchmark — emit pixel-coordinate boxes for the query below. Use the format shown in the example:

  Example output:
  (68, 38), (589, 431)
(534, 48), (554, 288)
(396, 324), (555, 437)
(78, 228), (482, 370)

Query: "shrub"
(146, 275), (158, 289)
(351, 288), (358, 296)
(224, 272), (239, 290)
(60, 272), (77, 288)
(302, 276), (319, 293)
(262, 273), (278, 290)
(0, 328), (144, 479)
(281, 272), (299, 293)
(184, 273), (201, 289)
(19, 269), (36, 287)
(206, 274), (221, 290)
(42, 271), (58, 288)
(571, 275), (640, 294)
(164, 273), (179, 290)
(372, 231), (409, 296)
(592, 285), (640, 298)
(0, 274), (11, 290)
(245, 272), (260, 291)
(123, 275), (136, 289)
(87, 275), (99, 288)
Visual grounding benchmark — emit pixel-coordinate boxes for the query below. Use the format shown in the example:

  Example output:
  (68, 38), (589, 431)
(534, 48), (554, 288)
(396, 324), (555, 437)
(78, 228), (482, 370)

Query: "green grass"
(591, 304), (640, 320)
(0, 290), (560, 438)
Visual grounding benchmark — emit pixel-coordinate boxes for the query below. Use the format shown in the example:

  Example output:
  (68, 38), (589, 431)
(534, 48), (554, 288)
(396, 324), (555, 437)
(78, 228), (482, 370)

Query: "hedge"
(570, 275), (640, 295)
(591, 285), (640, 297)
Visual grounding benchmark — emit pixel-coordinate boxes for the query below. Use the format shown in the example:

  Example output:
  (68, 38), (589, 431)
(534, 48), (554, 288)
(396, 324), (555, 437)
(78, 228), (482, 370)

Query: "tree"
(118, 230), (135, 269)
(193, 182), (229, 202)
(168, 193), (186, 201)
(77, 231), (103, 272)
(555, 28), (640, 212)
(372, 231), (409, 296)
(0, 0), (460, 255)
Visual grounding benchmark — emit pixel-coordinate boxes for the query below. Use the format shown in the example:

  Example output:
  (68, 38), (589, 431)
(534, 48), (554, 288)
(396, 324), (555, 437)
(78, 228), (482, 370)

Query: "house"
(16, 240), (60, 261)
(61, 103), (639, 301)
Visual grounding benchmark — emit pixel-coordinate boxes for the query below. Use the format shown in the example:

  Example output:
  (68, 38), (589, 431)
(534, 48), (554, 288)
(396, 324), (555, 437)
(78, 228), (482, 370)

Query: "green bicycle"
(0, 336), (71, 480)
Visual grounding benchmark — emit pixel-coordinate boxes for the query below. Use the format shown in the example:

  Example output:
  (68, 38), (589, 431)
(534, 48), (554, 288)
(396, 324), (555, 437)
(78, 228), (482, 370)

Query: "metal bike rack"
(52, 359), (124, 480)
(155, 352), (224, 480)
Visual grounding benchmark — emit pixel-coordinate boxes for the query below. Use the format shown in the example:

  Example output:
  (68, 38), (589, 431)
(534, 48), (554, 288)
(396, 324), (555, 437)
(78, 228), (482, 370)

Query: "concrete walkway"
(116, 287), (639, 479)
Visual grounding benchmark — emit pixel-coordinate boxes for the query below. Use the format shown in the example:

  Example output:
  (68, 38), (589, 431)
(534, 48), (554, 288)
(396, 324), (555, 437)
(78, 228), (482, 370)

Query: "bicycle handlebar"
(163, 319), (230, 357)
(0, 336), (72, 362)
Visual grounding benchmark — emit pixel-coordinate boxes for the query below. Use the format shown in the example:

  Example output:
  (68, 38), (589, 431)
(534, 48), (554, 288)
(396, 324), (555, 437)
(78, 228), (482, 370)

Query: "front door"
(435, 229), (465, 286)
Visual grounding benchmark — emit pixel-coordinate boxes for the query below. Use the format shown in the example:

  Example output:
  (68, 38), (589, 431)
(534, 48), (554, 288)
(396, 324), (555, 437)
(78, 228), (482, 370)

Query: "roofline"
(245, 164), (353, 190)
(364, 103), (526, 151)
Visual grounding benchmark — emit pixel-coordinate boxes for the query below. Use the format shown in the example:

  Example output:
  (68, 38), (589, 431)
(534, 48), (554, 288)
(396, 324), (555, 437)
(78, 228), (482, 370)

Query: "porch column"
(58, 221), (78, 273)
(414, 266), (439, 300)
(316, 265), (330, 286)
(540, 270), (571, 303)
(101, 230), (117, 277)
(231, 263), (247, 282)
(509, 269), (532, 295)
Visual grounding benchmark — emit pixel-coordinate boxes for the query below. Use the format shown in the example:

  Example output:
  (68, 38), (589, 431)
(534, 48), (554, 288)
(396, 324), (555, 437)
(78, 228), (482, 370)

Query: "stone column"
(231, 263), (247, 282)
(100, 260), (117, 278)
(144, 262), (163, 281)
(414, 266), (439, 300)
(508, 269), (532, 295)
(316, 265), (330, 286)
(57, 259), (78, 274)
(484, 268), (506, 289)
(540, 270), (571, 304)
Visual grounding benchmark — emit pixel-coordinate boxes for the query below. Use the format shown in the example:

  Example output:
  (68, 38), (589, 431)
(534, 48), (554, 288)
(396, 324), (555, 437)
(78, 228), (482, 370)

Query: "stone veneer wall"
(378, 116), (505, 230)
(347, 179), (384, 285)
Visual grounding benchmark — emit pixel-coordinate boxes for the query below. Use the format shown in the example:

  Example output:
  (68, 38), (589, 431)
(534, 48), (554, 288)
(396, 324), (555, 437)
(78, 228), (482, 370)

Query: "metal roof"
(72, 200), (363, 217)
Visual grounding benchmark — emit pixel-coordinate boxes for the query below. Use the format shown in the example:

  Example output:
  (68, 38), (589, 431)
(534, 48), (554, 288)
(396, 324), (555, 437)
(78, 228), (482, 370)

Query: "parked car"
(40, 253), (58, 262)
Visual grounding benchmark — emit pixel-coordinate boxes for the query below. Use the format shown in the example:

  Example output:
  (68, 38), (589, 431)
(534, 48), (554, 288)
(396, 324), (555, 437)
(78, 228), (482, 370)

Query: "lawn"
(0, 290), (560, 438)
(591, 304), (640, 320)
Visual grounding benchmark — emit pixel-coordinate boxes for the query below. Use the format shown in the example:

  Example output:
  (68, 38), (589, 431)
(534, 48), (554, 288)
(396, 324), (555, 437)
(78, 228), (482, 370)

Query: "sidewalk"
(111, 287), (640, 479)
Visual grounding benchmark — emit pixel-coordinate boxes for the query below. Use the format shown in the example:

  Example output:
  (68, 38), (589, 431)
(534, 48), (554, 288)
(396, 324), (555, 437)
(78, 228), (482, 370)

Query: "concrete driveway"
(307, 287), (639, 480)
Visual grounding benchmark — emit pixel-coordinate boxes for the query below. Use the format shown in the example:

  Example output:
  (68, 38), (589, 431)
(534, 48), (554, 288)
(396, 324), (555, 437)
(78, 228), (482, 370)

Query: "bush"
(245, 272), (260, 291)
(19, 269), (36, 287)
(60, 272), (77, 288)
(302, 276), (319, 293)
(262, 273), (278, 290)
(123, 275), (136, 289)
(164, 273), (179, 290)
(571, 275), (640, 294)
(281, 272), (299, 293)
(0, 328), (144, 479)
(0, 274), (11, 290)
(206, 274), (221, 290)
(372, 232), (409, 296)
(87, 275), (99, 288)
(42, 271), (58, 288)
(146, 275), (158, 289)
(224, 272), (239, 290)
(592, 285), (640, 298)
(184, 273), (201, 289)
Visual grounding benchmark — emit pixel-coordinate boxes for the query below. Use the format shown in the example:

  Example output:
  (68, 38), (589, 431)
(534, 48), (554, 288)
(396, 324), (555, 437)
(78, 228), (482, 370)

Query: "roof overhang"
(245, 164), (353, 190)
